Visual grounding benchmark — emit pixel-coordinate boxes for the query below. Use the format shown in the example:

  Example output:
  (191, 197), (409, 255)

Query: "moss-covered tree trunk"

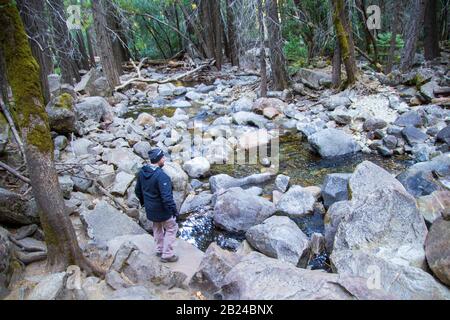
(17, 0), (52, 105)
(332, 0), (358, 86)
(0, 1), (102, 276)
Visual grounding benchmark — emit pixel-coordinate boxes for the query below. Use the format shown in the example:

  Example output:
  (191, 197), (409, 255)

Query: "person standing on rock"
(135, 148), (179, 263)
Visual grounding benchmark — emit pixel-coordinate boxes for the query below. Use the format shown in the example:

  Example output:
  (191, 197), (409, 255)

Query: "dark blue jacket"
(135, 165), (178, 222)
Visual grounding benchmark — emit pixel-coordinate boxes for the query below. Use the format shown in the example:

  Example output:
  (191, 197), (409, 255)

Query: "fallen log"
(115, 59), (215, 91)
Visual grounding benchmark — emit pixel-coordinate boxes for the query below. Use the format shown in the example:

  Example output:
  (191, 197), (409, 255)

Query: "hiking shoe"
(156, 252), (162, 257)
(160, 255), (179, 263)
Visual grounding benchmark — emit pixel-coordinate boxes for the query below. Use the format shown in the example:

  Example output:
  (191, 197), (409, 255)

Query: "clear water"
(124, 88), (414, 271)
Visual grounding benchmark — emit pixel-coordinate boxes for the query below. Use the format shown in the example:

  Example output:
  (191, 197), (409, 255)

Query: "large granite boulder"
(231, 97), (253, 112)
(179, 192), (213, 218)
(324, 200), (353, 253)
(111, 172), (135, 196)
(349, 161), (405, 200)
(322, 173), (351, 209)
(232, 111), (268, 128)
(308, 128), (360, 158)
(333, 188), (428, 268)
(331, 249), (450, 300)
(102, 148), (143, 175)
(75, 68), (111, 97)
(402, 126), (428, 145)
(213, 187), (276, 233)
(425, 217), (450, 286)
(183, 157), (210, 178)
(108, 234), (203, 287)
(396, 153), (450, 197)
(27, 272), (67, 300)
(80, 201), (146, 247)
(335, 161), (429, 268)
(75, 96), (112, 123)
(220, 252), (393, 300)
(209, 172), (273, 194)
(245, 216), (309, 265)
(189, 243), (240, 296)
(294, 68), (332, 90)
(275, 185), (315, 217)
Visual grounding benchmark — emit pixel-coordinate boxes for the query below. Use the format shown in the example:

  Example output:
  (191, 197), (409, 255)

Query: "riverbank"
(1, 55), (449, 300)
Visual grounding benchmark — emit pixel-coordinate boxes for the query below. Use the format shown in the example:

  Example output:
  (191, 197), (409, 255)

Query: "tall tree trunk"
(178, 1), (209, 58)
(222, 16), (231, 61)
(399, 0), (427, 71)
(385, 0), (402, 73)
(211, 0), (223, 70)
(257, 0), (267, 97)
(265, 0), (289, 90)
(424, 0), (440, 60)
(0, 0), (103, 276)
(86, 27), (96, 67)
(17, 0), (52, 105)
(49, 0), (78, 85)
(199, 0), (223, 69)
(76, 31), (90, 70)
(332, 0), (358, 86)
(173, 4), (183, 51)
(226, 0), (240, 67)
(106, 1), (125, 75)
(199, 0), (215, 60)
(92, 0), (121, 91)
(332, 40), (342, 88)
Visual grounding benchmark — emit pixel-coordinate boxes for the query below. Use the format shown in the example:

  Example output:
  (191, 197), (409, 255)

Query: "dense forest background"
(2, 0), (448, 104)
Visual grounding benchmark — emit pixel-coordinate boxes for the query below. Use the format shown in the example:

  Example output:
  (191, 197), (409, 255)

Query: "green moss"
(27, 124), (54, 154)
(54, 93), (74, 110)
(0, 2), (49, 137)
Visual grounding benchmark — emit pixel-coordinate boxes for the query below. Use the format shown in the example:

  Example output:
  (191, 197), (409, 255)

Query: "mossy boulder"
(45, 93), (77, 134)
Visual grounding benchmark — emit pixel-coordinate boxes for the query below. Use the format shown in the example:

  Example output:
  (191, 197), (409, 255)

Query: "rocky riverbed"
(0, 56), (449, 300)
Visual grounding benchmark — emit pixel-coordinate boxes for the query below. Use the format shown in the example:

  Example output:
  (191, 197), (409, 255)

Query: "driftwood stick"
(115, 59), (215, 91)
(0, 99), (26, 157)
(0, 160), (30, 184)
